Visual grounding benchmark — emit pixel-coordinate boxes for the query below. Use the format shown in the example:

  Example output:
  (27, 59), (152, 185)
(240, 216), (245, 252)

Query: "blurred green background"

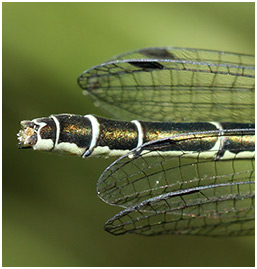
(3, 2), (254, 267)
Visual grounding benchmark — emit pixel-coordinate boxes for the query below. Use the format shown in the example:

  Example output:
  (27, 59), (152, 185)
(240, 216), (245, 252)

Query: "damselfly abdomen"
(18, 47), (255, 236)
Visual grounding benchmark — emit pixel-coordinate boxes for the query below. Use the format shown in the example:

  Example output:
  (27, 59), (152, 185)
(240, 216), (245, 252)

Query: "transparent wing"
(78, 47), (255, 123)
(97, 129), (255, 236)
(104, 181), (254, 236)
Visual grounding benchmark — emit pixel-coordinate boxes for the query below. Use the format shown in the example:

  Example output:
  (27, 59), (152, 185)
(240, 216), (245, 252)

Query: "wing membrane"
(97, 129), (255, 235)
(78, 48), (255, 236)
(104, 181), (254, 236)
(78, 47), (254, 123)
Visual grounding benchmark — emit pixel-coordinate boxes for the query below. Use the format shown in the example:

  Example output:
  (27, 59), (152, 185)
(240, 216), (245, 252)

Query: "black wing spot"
(141, 48), (175, 59)
(129, 61), (164, 70)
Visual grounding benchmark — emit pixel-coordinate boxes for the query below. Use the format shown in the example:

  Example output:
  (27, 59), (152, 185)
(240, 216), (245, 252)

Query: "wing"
(104, 181), (254, 236)
(78, 47), (254, 123)
(97, 130), (255, 236)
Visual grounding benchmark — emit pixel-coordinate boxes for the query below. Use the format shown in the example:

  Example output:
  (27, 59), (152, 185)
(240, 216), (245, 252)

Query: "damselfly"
(18, 47), (255, 236)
